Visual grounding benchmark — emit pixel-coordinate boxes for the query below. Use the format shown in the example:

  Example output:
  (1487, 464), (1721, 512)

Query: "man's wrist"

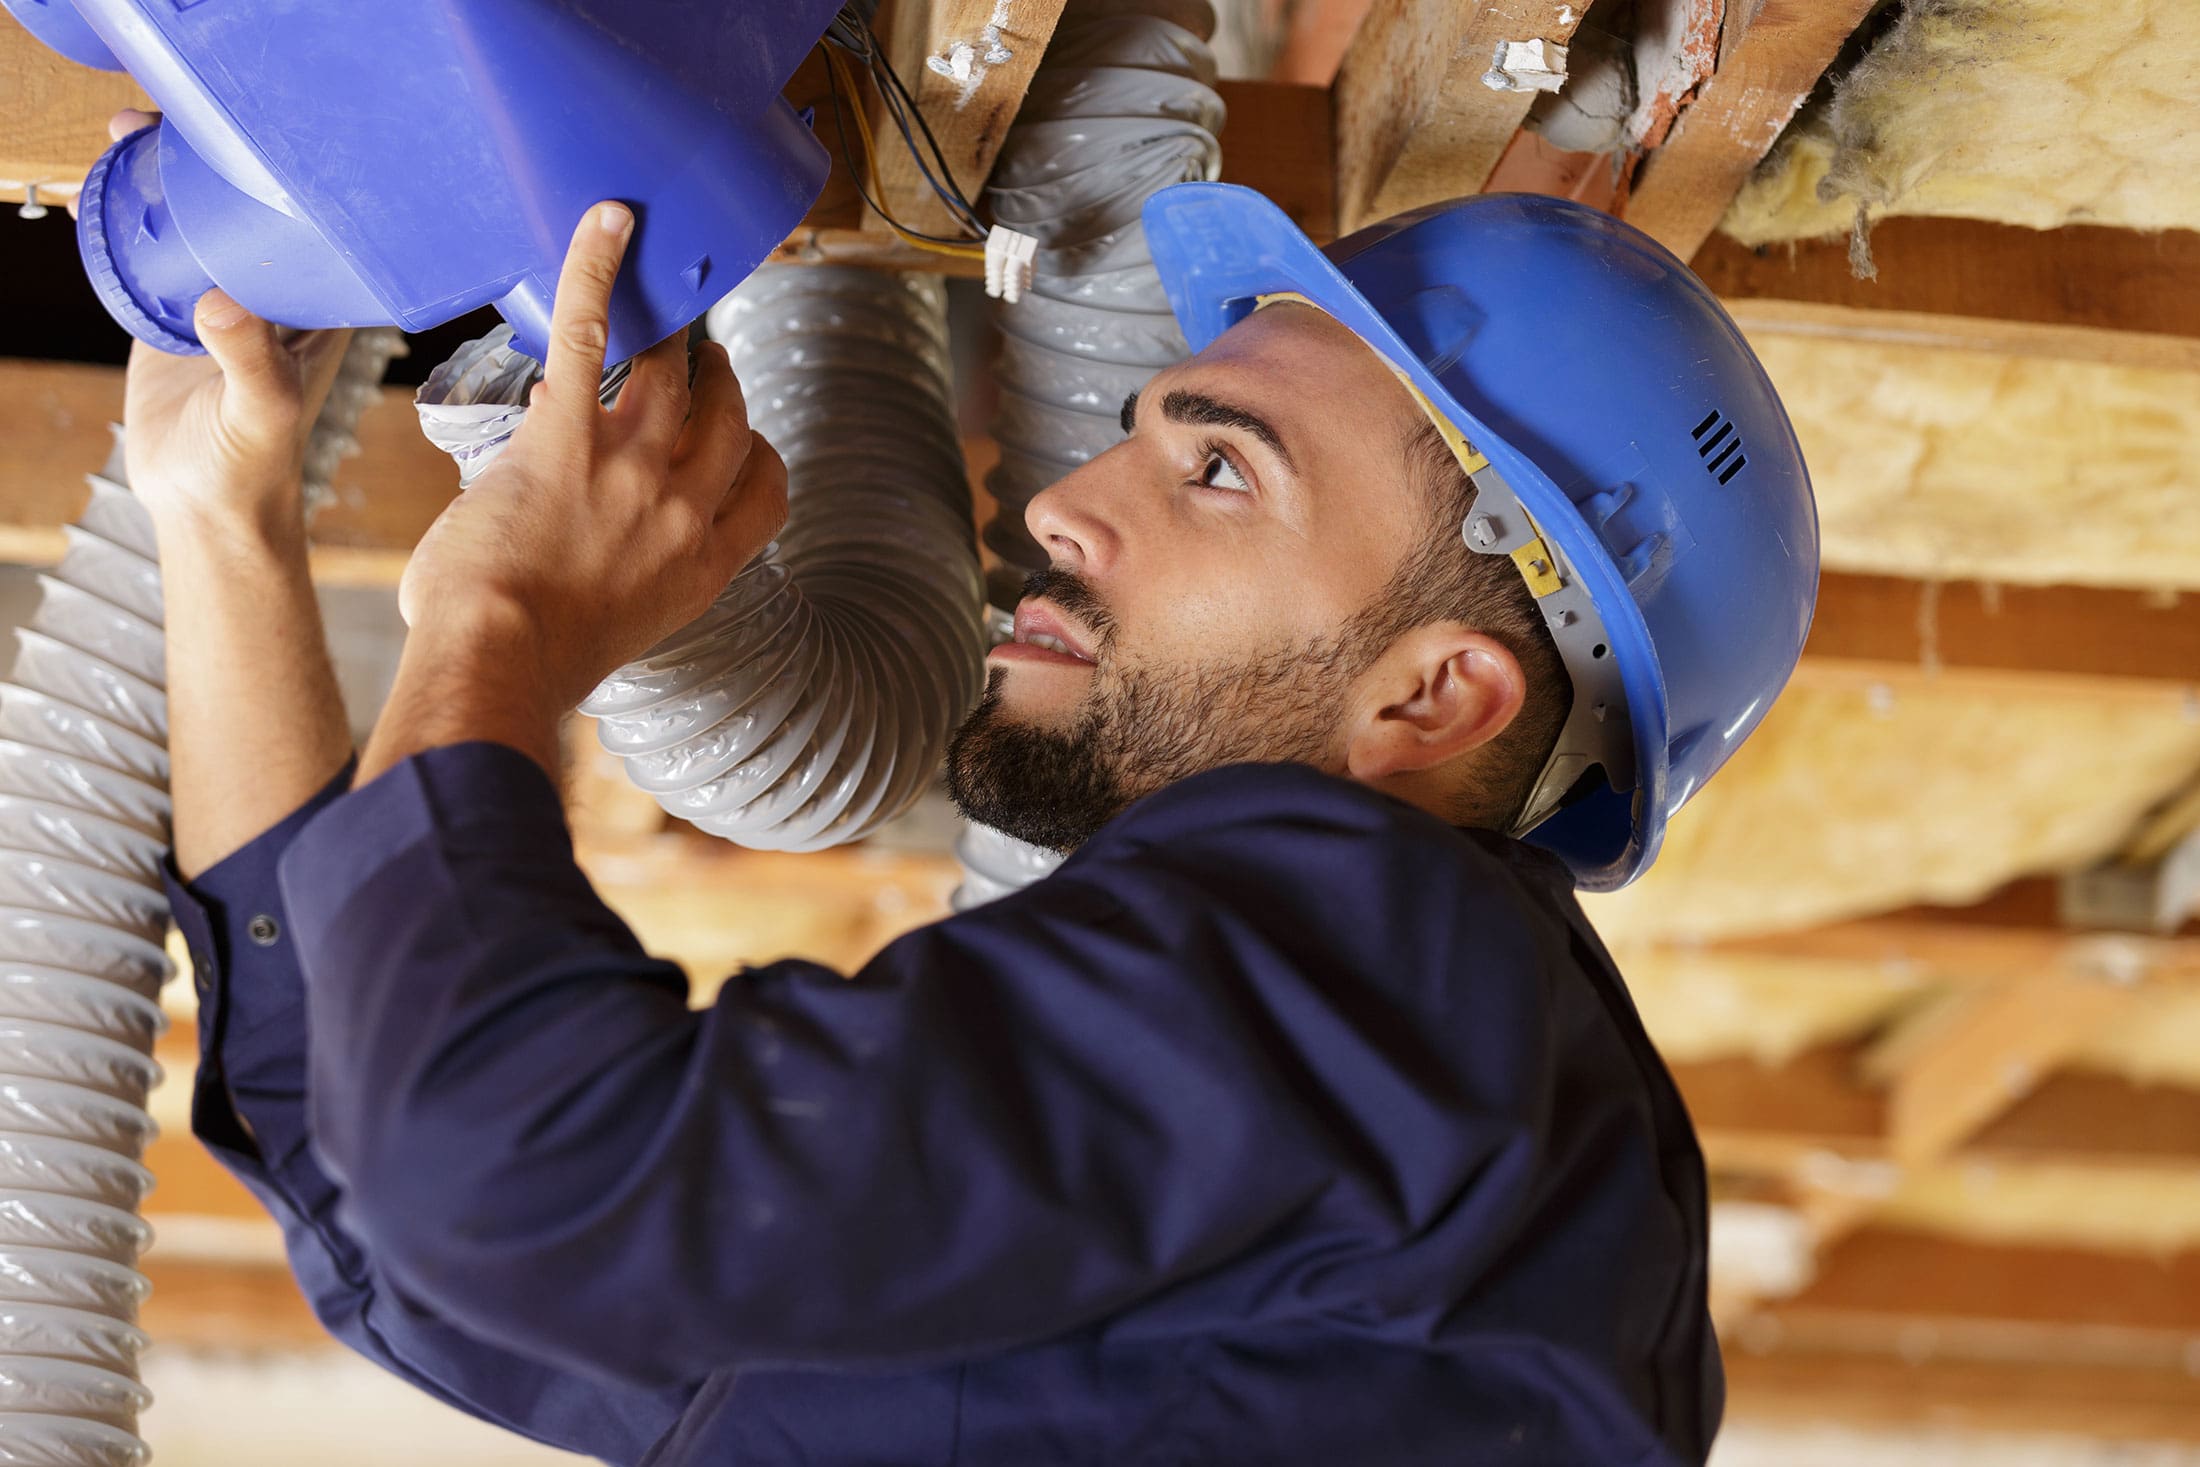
(359, 596), (566, 786)
(145, 487), (311, 563)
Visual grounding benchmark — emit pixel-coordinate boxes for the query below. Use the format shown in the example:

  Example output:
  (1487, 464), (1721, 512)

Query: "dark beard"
(946, 602), (1363, 853)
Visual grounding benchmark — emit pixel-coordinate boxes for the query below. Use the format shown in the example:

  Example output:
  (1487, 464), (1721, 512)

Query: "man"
(145, 174), (1815, 1464)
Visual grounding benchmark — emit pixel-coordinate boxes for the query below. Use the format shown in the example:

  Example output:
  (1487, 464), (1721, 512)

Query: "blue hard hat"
(1142, 183), (1819, 890)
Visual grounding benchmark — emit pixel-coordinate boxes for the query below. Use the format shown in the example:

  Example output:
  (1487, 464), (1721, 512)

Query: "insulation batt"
(1578, 681), (2200, 943)
(1722, 0), (2200, 247)
(1745, 332), (2200, 591)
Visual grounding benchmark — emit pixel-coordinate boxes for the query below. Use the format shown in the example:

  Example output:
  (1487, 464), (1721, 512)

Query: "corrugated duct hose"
(0, 330), (401, 1467)
(419, 265), (985, 850)
(955, 0), (1223, 909)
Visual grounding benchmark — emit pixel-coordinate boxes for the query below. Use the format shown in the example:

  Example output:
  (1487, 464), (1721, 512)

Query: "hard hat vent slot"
(1690, 409), (1747, 485)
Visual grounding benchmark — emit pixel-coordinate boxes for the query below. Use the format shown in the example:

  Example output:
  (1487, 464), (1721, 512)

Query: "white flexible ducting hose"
(418, 266), (986, 852)
(0, 330), (399, 1467)
(955, 0), (1222, 907)
(978, 0), (1223, 590)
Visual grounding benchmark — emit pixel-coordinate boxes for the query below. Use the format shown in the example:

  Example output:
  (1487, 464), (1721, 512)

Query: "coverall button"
(247, 914), (281, 947)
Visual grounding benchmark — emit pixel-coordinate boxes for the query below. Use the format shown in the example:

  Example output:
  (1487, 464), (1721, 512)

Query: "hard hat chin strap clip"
(1451, 457), (1637, 837)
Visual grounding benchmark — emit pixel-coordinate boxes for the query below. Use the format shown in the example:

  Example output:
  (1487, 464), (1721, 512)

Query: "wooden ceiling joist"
(860, 0), (1070, 238)
(0, 360), (455, 583)
(1803, 574), (2200, 699)
(1331, 0), (1589, 234)
(1709, 877), (2200, 989)
(1623, 0), (1880, 261)
(1862, 976), (2145, 1169)
(1725, 1338), (2200, 1443)
(1676, 1044), (2200, 1178)
(1728, 1228), (2200, 1442)
(0, 20), (146, 207)
(1694, 217), (2200, 372)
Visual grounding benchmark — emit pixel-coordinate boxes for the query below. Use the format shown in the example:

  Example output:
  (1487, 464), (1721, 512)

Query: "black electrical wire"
(820, 4), (988, 239)
(866, 41), (988, 236)
(817, 41), (986, 248)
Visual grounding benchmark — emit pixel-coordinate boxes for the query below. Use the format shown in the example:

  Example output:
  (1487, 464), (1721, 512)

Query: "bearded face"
(948, 567), (1367, 851)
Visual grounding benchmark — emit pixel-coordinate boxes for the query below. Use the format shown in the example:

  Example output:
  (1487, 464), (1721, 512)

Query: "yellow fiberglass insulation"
(1746, 331), (2200, 590)
(1578, 679), (2200, 944)
(1720, 0), (2200, 248)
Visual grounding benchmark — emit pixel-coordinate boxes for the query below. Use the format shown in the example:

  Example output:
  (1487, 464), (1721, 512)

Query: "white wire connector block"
(985, 225), (1039, 304)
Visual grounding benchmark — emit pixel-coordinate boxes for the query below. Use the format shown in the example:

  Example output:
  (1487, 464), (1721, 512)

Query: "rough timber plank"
(1624, 0), (1879, 260)
(1694, 217), (2200, 369)
(1332, 0), (1587, 232)
(0, 20), (150, 207)
(862, 0), (1069, 238)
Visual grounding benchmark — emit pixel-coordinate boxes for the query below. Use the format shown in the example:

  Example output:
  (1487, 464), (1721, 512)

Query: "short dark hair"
(1340, 421), (1573, 829)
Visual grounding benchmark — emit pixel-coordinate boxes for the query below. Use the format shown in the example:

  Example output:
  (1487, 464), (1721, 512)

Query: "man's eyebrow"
(1159, 389), (1296, 473)
(1120, 390), (1140, 435)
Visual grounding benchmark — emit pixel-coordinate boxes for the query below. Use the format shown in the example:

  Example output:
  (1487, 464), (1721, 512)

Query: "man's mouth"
(995, 600), (1098, 667)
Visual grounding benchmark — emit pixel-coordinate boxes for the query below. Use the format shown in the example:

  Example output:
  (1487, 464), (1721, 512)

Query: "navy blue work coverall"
(165, 742), (1722, 1466)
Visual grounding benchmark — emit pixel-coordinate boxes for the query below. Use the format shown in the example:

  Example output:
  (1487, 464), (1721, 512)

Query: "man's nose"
(1025, 465), (1121, 576)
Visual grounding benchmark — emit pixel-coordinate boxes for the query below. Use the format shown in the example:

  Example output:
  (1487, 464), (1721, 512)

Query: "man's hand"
(106, 106), (353, 543)
(360, 202), (787, 784)
(395, 201), (788, 718)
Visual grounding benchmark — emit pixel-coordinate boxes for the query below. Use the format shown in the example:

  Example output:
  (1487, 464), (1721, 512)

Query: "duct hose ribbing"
(956, 0), (1222, 907)
(978, 0), (1223, 593)
(0, 330), (399, 1466)
(419, 268), (985, 851)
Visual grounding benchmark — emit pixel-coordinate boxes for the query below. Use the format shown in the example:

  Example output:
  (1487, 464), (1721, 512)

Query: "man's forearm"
(155, 503), (352, 879)
(357, 602), (565, 789)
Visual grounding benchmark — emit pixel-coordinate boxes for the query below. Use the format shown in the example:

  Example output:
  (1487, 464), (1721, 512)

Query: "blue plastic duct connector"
(7, 0), (847, 362)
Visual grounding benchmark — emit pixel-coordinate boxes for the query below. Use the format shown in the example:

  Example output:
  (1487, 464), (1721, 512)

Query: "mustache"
(1021, 566), (1117, 652)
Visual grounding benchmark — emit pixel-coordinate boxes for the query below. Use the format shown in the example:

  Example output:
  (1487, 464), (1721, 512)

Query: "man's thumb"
(195, 289), (296, 423)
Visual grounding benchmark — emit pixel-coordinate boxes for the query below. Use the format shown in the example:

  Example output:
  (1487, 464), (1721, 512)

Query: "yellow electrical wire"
(826, 47), (989, 263)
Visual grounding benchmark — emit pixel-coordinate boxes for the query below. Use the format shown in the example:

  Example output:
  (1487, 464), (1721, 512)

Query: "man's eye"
(1198, 451), (1251, 493)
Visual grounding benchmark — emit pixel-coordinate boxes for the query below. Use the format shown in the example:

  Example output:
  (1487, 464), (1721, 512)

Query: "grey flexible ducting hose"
(956, 0), (1222, 907)
(419, 266), (985, 852)
(0, 330), (399, 1467)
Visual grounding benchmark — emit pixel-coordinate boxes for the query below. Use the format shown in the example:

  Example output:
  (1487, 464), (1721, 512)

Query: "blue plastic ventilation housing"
(7, 0), (846, 362)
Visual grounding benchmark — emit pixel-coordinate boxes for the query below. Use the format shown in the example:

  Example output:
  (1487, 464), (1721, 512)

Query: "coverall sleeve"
(166, 761), (692, 1464)
(281, 742), (1549, 1390)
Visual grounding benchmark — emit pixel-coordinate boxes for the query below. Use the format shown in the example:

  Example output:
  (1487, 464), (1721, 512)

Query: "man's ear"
(1343, 623), (1526, 783)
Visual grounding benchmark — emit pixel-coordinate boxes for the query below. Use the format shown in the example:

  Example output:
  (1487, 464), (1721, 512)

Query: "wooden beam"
(776, 77), (1336, 271)
(1332, 0), (1588, 233)
(1724, 1231), (2200, 1441)
(140, 1257), (329, 1354)
(862, 0), (1069, 239)
(1695, 217), (2200, 369)
(1786, 1227), (2200, 1341)
(0, 359), (457, 582)
(1797, 573), (2200, 705)
(1724, 1345), (2200, 1443)
(1711, 881), (2200, 993)
(1677, 1043), (2200, 1178)
(1623, 0), (1877, 261)
(1863, 976), (2142, 1168)
(0, 20), (150, 208)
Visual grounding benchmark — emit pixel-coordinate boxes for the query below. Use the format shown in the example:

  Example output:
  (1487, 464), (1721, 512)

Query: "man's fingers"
(291, 328), (357, 416)
(74, 112), (161, 218)
(544, 201), (634, 411)
(195, 289), (298, 428)
(617, 330), (693, 451)
(109, 108), (158, 143)
(710, 433), (788, 576)
(670, 342), (750, 499)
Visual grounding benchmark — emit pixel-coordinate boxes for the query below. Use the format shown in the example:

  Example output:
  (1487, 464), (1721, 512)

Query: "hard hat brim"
(1142, 181), (1673, 889)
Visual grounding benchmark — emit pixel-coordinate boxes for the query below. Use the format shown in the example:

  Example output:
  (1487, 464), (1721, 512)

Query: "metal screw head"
(1465, 515), (1498, 549)
(17, 184), (46, 221)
